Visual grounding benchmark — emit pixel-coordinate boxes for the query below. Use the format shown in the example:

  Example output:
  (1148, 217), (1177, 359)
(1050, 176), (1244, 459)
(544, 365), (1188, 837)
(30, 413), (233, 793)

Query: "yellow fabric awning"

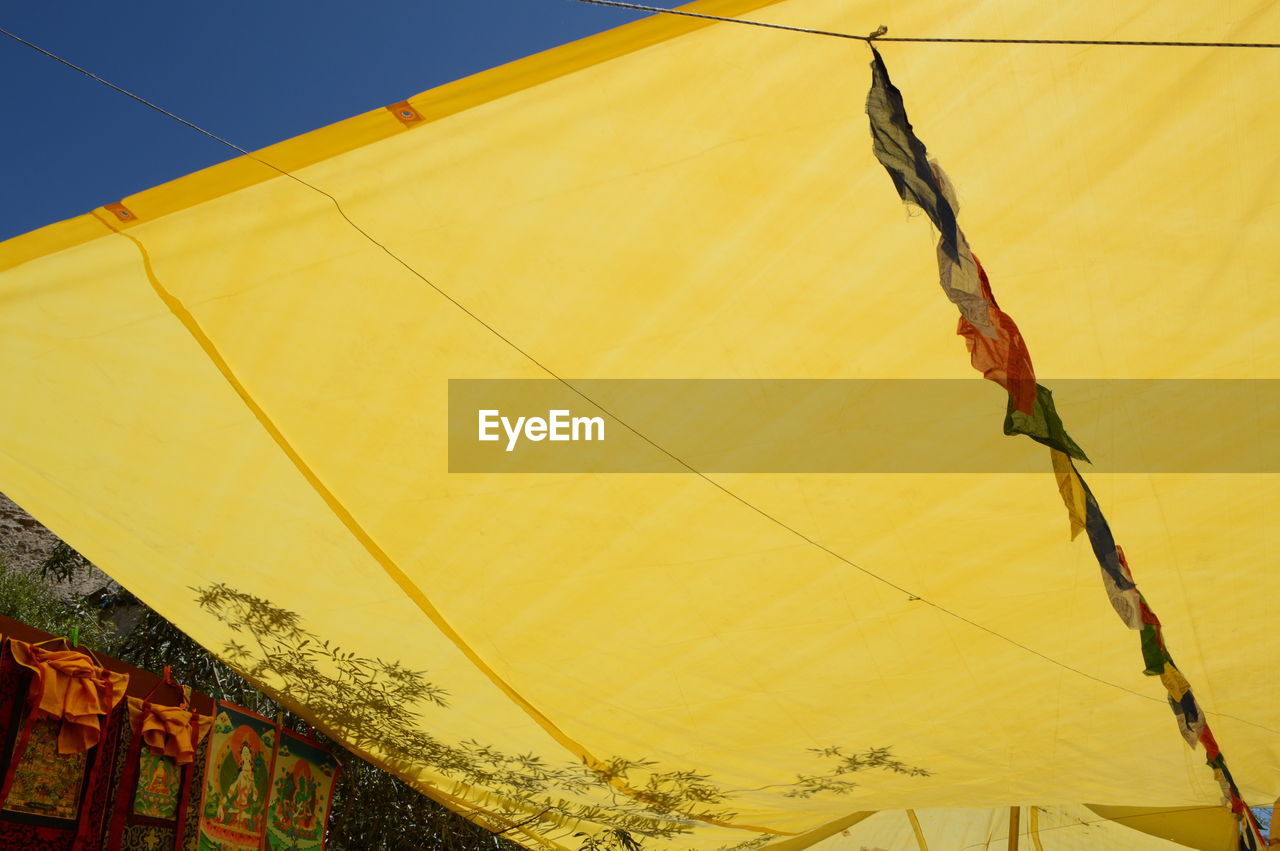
(2, 1), (1278, 847)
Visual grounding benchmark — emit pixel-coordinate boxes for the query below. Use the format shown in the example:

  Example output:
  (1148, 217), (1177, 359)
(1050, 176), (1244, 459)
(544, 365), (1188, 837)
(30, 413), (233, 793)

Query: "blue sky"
(0, 0), (679, 242)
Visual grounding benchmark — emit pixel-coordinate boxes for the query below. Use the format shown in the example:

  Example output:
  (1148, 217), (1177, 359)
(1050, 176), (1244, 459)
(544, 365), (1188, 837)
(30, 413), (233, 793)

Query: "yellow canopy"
(2, 0), (1277, 847)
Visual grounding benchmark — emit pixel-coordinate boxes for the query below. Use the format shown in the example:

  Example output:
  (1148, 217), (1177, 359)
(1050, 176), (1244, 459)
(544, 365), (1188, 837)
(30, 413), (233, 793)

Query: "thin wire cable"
(567, 0), (1280, 48)
(4, 25), (1279, 739)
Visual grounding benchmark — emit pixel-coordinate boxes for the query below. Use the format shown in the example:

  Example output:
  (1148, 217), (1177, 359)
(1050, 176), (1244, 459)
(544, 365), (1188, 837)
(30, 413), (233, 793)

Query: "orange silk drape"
(126, 696), (213, 765)
(9, 639), (129, 754)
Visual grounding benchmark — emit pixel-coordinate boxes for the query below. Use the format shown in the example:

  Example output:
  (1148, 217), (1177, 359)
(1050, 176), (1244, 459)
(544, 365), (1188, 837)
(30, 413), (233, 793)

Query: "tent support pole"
(1008, 806), (1020, 850)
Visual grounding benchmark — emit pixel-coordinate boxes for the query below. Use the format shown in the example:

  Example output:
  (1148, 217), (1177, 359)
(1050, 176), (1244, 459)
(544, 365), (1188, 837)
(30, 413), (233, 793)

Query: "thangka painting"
(1, 717), (88, 821)
(106, 730), (180, 851)
(264, 729), (340, 850)
(196, 703), (276, 850)
(133, 748), (182, 820)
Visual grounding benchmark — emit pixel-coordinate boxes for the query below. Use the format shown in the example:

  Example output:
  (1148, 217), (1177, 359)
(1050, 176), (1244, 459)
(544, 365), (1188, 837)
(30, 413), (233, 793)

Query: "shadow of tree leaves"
(193, 584), (929, 850)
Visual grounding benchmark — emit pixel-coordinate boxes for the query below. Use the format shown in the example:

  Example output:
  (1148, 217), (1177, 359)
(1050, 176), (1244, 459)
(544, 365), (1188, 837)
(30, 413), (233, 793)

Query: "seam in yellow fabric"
(763, 811), (877, 850)
(1029, 806), (1045, 851)
(906, 808), (930, 849)
(93, 211), (790, 837)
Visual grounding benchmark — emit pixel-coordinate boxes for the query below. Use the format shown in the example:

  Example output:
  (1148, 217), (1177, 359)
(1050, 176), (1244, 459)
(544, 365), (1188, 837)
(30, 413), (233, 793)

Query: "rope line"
(567, 0), (1280, 48)
(4, 25), (1279, 740)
